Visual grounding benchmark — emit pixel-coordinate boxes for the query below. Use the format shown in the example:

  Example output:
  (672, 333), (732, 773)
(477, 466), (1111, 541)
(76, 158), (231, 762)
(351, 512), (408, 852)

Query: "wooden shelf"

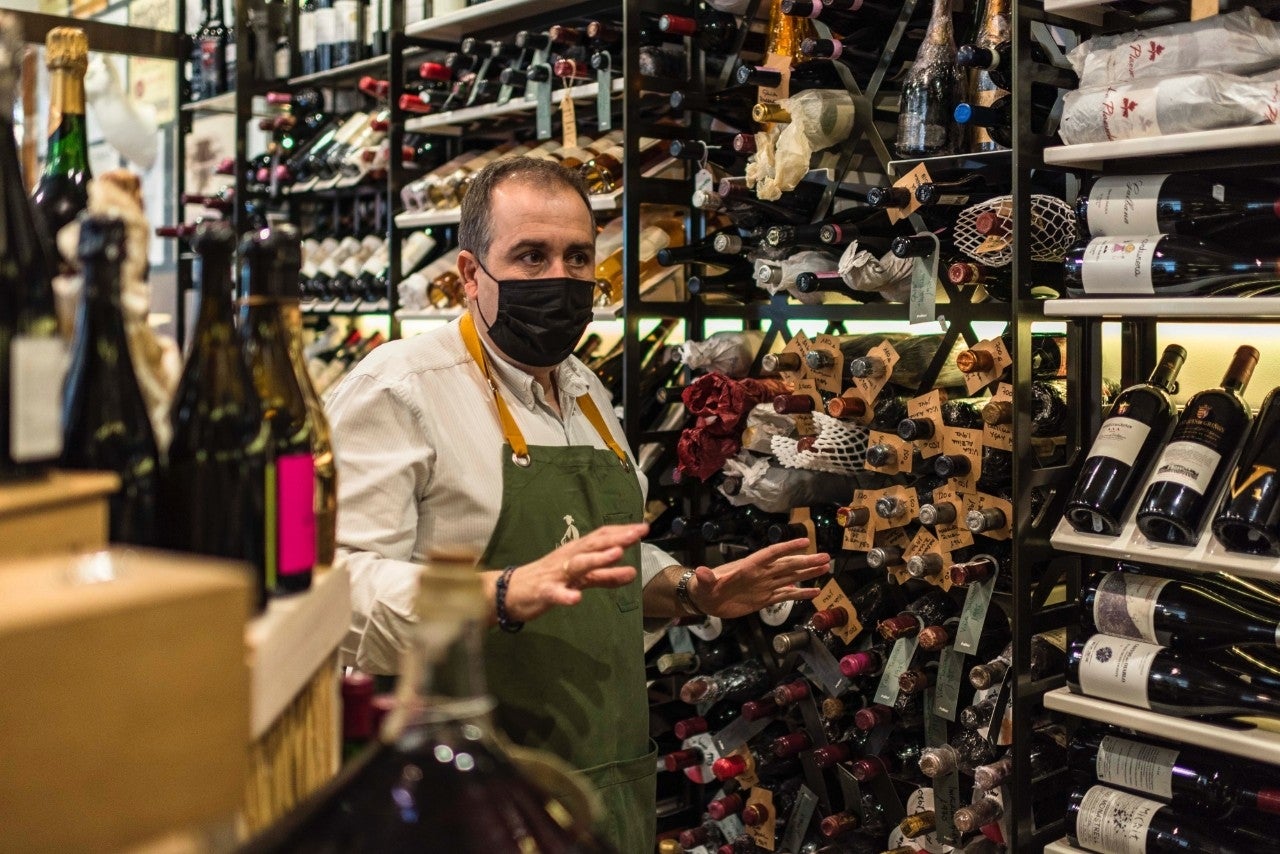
(1044, 838), (1085, 854)
(1042, 0), (1106, 24)
(0, 471), (119, 561)
(404, 78), (622, 133)
(1044, 124), (1280, 168)
(405, 0), (577, 41)
(1044, 297), (1280, 319)
(1043, 687), (1280, 765)
(246, 563), (350, 739)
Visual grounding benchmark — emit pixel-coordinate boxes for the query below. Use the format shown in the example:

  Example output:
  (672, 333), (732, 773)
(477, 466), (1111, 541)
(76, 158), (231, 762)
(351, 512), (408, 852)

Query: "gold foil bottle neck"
(45, 27), (88, 73)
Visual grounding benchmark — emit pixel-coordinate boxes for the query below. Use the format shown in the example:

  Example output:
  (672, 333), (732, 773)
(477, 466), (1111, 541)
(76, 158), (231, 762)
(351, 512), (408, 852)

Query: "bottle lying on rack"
(1064, 234), (1280, 298)
(1067, 784), (1278, 854)
(1211, 384), (1280, 556)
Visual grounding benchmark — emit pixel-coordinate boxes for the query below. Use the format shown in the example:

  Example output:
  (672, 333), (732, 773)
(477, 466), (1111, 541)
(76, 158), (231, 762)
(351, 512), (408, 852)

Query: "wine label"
(1087, 415), (1152, 468)
(688, 615), (723, 641)
(335, 0), (359, 43)
(1147, 440), (1222, 496)
(1096, 735), (1179, 800)
(1077, 635), (1161, 709)
(277, 452), (317, 575)
(1074, 785), (1163, 854)
(1086, 174), (1169, 236)
(1093, 571), (1172, 644)
(314, 7), (336, 46)
(1079, 235), (1161, 295)
(759, 599), (795, 627)
(10, 337), (66, 462)
(299, 12), (317, 52)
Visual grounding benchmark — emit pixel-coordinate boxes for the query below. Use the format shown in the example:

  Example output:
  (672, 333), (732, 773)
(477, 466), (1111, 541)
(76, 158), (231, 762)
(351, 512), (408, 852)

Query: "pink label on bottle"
(278, 453), (316, 575)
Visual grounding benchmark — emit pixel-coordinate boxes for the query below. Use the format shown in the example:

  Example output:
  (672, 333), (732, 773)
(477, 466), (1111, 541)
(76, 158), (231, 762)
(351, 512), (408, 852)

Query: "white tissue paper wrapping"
(749, 89), (855, 200)
(1059, 68), (1280, 145)
(741, 405), (797, 454)
(1068, 7), (1280, 89)
(718, 451), (859, 513)
(764, 250), (840, 304)
(838, 242), (914, 303)
(677, 329), (766, 378)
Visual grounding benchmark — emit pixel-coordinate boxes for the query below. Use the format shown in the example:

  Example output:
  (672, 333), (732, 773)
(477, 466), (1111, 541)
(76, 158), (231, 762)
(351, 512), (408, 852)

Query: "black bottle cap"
(76, 212), (127, 263)
(239, 224), (302, 299)
(191, 220), (237, 257)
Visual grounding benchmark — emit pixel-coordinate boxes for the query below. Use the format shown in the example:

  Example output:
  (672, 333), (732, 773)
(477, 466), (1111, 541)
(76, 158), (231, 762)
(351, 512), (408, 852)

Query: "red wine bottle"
(1064, 235), (1280, 298)
(1212, 385), (1280, 555)
(1135, 346), (1257, 546)
(1067, 784), (1275, 854)
(1067, 634), (1280, 717)
(1069, 730), (1280, 819)
(1065, 344), (1186, 536)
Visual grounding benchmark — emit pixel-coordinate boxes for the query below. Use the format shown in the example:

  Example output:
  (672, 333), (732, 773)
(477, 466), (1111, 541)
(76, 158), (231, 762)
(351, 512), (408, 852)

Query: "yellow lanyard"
(459, 312), (630, 468)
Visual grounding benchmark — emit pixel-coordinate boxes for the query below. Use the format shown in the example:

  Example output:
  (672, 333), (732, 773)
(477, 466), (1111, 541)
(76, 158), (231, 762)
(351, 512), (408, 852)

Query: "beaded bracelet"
(496, 565), (524, 633)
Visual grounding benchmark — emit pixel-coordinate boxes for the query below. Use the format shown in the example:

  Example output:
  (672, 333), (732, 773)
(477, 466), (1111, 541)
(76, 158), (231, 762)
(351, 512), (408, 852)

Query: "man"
(326, 157), (831, 852)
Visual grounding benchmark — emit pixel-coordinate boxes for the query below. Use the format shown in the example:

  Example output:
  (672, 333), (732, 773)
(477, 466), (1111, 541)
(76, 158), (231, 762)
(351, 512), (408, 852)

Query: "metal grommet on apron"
(459, 314), (656, 854)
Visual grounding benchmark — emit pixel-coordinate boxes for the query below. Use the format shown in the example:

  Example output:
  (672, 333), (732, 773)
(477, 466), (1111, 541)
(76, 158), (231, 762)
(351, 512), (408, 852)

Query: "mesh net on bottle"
(770, 413), (869, 476)
(952, 194), (1078, 267)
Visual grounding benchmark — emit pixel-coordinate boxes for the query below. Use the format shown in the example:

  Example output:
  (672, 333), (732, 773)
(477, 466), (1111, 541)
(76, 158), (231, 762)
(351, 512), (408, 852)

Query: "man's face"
(460, 178), (596, 335)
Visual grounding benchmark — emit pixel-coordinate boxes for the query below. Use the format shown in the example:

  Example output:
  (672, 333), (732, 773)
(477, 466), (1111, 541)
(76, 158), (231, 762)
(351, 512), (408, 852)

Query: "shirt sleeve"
(327, 372), (436, 675)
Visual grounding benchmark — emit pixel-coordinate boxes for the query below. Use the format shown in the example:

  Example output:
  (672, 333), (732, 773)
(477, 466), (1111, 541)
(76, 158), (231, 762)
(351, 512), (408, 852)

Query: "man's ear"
(458, 250), (480, 302)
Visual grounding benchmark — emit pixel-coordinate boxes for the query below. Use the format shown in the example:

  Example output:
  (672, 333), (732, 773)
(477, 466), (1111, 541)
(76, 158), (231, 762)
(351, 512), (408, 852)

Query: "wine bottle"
(847, 334), (967, 391)
(332, 0), (363, 67)
(680, 660), (770, 705)
(1135, 346), (1257, 546)
(194, 0), (230, 99)
(1079, 172), (1280, 253)
(298, 0), (317, 75)
(282, 301), (337, 572)
(32, 28), (91, 250)
(1064, 345), (1187, 536)
(60, 215), (160, 546)
(895, 0), (965, 157)
(0, 29), (62, 480)
(1065, 234), (1280, 298)
(1067, 784), (1273, 854)
(964, 0), (1010, 152)
(238, 558), (614, 852)
(1067, 634), (1280, 717)
(878, 589), (959, 639)
(313, 0), (336, 71)
(1069, 730), (1280, 819)
(162, 222), (268, 608)
(1212, 385), (1280, 555)
(659, 8), (766, 53)
(238, 225), (317, 595)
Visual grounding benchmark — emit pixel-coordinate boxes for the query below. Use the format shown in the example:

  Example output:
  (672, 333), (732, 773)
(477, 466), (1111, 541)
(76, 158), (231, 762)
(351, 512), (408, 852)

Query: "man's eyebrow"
(504, 239), (596, 255)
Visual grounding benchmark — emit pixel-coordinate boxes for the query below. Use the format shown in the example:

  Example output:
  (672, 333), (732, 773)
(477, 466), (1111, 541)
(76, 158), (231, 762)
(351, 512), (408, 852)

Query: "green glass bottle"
(32, 27), (91, 251)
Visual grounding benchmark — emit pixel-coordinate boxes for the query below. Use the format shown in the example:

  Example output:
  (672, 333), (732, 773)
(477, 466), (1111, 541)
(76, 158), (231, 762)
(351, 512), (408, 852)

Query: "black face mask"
(475, 260), (596, 368)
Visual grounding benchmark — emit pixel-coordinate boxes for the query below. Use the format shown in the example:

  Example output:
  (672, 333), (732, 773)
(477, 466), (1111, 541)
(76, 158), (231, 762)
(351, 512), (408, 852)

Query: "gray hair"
(457, 156), (595, 264)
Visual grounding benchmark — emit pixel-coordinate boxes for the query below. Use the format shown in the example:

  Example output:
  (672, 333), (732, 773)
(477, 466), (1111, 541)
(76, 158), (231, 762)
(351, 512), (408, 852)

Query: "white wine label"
(1093, 571), (1172, 644)
(299, 14), (317, 52)
(1087, 175), (1169, 235)
(10, 337), (66, 462)
(335, 1), (358, 42)
(1075, 785), (1162, 854)
(1148, 440), (1221, 496)
(1087, 415), (1152, 468)
(758, 599), (794, 627)
(1079, 236), (1161, 295)
(1096, 735), (1179, 800)
(688, 615), (722, 641)
(314, 7), (336, 45)
(1077, 635), (1160, 709)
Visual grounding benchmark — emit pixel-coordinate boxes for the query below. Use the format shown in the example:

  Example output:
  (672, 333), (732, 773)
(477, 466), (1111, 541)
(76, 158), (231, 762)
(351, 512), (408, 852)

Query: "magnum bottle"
(60, 215), (159, 546)
(1067, 784), (1275, 854)
(895, 0), (965, 157)
(33, 28), (91, 251)
(1135, 346), (1257, 546)
(239, 225), (317, 595)
(1212, 385), (1280, 555)
(1064, 234), (1280, 298)
(1065, 345), (1186, 536)
(162, 223), (269, 607)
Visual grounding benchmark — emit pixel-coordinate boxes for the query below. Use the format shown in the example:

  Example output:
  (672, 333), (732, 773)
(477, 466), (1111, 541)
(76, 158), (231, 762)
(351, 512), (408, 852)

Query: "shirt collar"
(477, 331), (591, 412)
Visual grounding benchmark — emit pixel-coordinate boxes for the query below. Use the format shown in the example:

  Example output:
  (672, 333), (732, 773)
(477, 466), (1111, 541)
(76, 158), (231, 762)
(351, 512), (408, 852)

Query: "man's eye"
(568, 253), (591, 267)
(519, 251), (544, 265)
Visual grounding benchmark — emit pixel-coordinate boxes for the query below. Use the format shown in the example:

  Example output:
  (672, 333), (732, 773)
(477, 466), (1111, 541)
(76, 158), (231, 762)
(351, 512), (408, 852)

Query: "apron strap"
(459, 313), (630, 468)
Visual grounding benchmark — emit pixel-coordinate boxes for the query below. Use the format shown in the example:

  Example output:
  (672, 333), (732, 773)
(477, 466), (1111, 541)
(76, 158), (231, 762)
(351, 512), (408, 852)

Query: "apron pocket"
(603, 511), (641, 612)
(579, 743), (658, 854)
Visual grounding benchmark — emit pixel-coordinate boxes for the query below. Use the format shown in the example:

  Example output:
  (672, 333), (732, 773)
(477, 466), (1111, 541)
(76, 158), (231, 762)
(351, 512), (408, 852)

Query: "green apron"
(460, 314), (656, 854)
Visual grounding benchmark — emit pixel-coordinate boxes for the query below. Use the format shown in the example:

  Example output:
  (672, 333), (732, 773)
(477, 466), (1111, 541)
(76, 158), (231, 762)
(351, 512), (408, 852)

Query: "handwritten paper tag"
(886, 162), (932, 225)
(963, 340), (1007, 393)
(842, 489), (880, 552)
(815, 578), (862, 644)
(908, 390), (946, 458)
(560, 87), (578, 149)
(745, 788), (776, 850)
(866, 430), (910, 475)
(758, 53), (793, 104)
(811, 333), (847, 395)
(975, 492), (1013, 540)
(943, 427), (984, 491)
(983, 382), (1014, 451)
(852, 340), (901, 402)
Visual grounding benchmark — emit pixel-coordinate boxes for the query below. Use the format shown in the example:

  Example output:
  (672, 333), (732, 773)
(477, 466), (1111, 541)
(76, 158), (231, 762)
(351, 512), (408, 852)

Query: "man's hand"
(496, 523), (648, 624)
(690, 538), (831, 619)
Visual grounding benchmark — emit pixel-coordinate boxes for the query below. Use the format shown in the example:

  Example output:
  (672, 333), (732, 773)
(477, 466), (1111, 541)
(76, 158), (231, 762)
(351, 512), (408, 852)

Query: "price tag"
(810, 334), (847, 395)
(851, 339), (901, 403)
(726, 744), (760, 787)
(790, 506), (818, 555)
(955, 558), (1000, 654)
(595, 55), (612, 131)
(908, 390), (946, 458)
(983, 382), (1014, 451)
(757, 52), (793, 104)
(560, 83), (579, 149)
(798, 641), (850, 698)
(667, 625), (695, 655)
(924, 693), (961, 845)
(533, 62), (554, 140)
(715, 812), (746, 842)
(780, 786), (820, 854)
(886, 163), (932, 226)
(745, 788), (777, 851)
(866, 430), (910, 475)
(932, 647), (967, 721)
(943, 427), (984, 491)
(713, 713), (772, 754)
(693, 168), (716, 197)
(874, 634), (919, 706)
(930, 484), (974, 551)
(975, 492), (1013, 541)
(793, 378), (822, 436)
(904, 527), (939, 563)
(784, 330), (814, 381)
(814, 578), (863, 644)
(964, 340), (1008, 394)
(878, 484), (920, 529)
(682, 732), (723, 785)
(835, 766), (867, 824)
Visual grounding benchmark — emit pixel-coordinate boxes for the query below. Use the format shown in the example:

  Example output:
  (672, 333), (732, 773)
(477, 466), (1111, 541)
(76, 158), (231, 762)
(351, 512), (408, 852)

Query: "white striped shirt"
(326, 316), (677, 674)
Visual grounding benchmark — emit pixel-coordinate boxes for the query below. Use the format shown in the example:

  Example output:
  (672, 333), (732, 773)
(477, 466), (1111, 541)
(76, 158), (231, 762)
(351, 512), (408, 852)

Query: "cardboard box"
(0, 548), (252, 852)
(0, 470), (118, 561)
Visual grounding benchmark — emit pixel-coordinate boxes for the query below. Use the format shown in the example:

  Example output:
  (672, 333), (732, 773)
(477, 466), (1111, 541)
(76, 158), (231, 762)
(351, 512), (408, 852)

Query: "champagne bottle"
(1067, 784), (1274, 854)
(1069, 730), (1280, 819)
(895, 0), (965, 157)
(162, 223), (269, 608)
(1135, 346), (1258, 546)
(239, 225), (317, 595)
(680, 660), (770, 705)
(283, 302), (337, 572)
(1212, 385), (1280, 555)
(60, 215), (160, 546)
(32, 28), (91, 249)
(1065, 235), (1280, 298)
(963, 0), (1010, 152)
(0, 21), (62, 480)
(1067, 634), (1280, 717)
(1082, 568), (1280, 649)
(1065, 344), (1187, 536)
